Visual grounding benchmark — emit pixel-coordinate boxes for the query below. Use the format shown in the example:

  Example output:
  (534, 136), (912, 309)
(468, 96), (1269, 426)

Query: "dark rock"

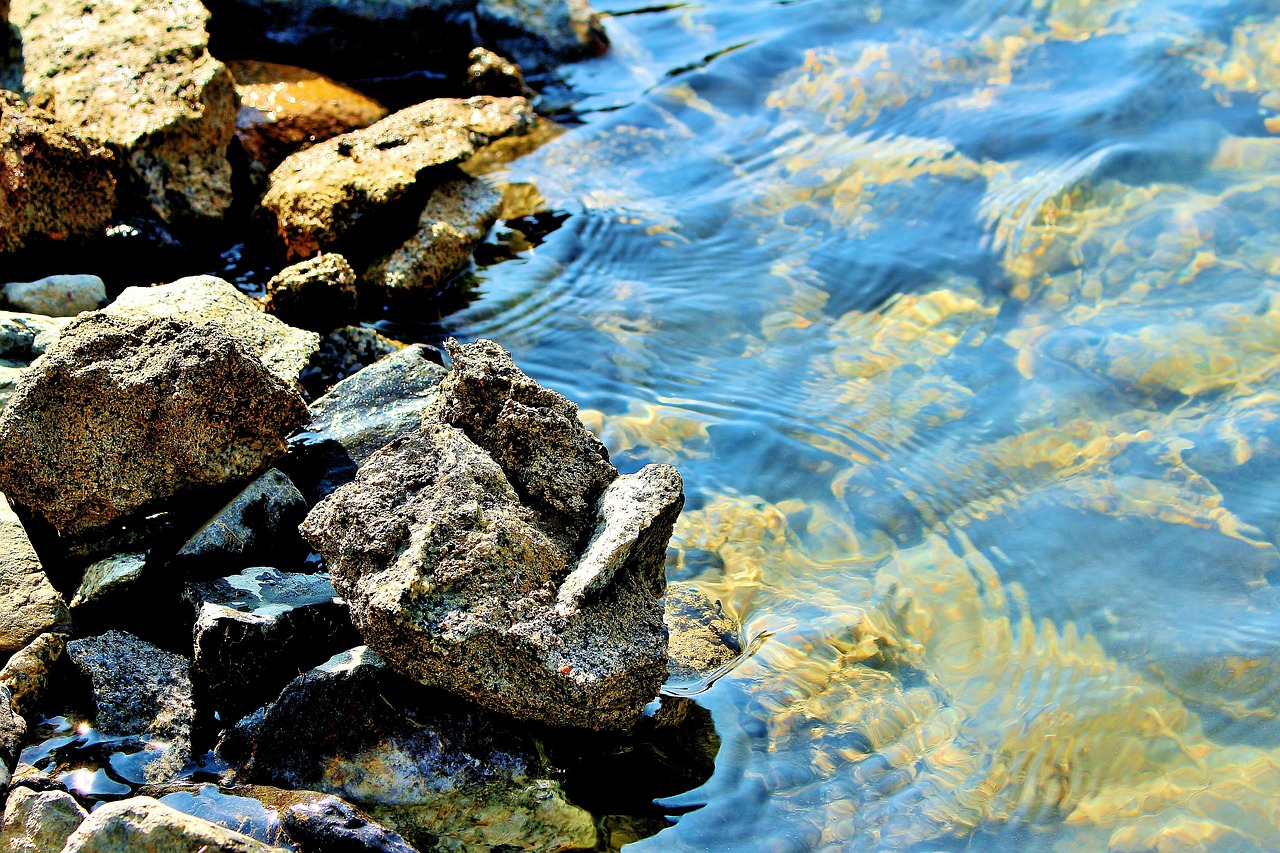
(0, 633), (66, 718)
(2, 275), (105, 317)
(65, 632), (194, 783)
(174, 469), (309, 575)
(262, 255), (359, 333)
(185, 567), (358, 725)
(301, 339), (681, 731)
(281, 797), (417, 853)
(0, 685), (26, 794)
(0, 92), (115, 253)
(473, 0), (609, 73)
(10, 0), (237, 224)
(301, 326), (406, 398)
(664, 583), (742, 685)
(59, 797), (287, 853)
(0, 495), (71, 655)
(261, 97), (534, 259)
(0, 312), (64, 361)
(0, 785), (87, 853)
(0, 313), (309, 537)
(465, 47), (534, 97)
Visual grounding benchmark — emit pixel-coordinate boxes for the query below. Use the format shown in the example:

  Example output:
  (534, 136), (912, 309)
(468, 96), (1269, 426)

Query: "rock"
(0, 92), (115, 253)
(0, 633), (65, 717)
(0, 686), (25, 790)
(261, 254), (358, 333)
(262, 96), (535, 259)
(219, 647), (597, 852)
(153, 785), (295, 849)
(0, 495), (71, 655)
(69, 553), (147, 611)
(185, 567), (358, 725)
(59, 797), (286, 853)
(0, 312), (65, 361)
(10, 0), (237, 224)
(465, 47), (533, 97)
(65, 632), (193, 783)
(363, 177), (505, 297)
(229, 60), (388, 183)
(474, 0), (608, 73)
(2, 276), (104, 318)
(0, 313), (309, 537)
(104, 276), (321, 391)
(173, 469), (309, 575)
(302, 326), (406, 396)
(0, 786), (87, 853)
(280, 797), (417, 853)
(663, 584), (742, 684)
(301, 339), (681, 730)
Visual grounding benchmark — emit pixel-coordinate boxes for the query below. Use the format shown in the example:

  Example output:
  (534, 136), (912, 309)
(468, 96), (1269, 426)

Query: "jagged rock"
(185, 568), (358, 725)
(2, 276), (104, 318)
(302, 325), (406, 396)
(10, 0), (236, 224)
(174, 469), (309, 574)
(219, 647), (597, 851)
(466, 47), (534, 97)
(261, 254), (358, 333)
(363, 177), (505, 297)
(0, 313), (308, 537)
(262, 96), (534, 259)
(104, 276), (321, 390)
(69, 553), (146, 611)
(0, 633), (65, 717)
(0, 495), (70, 654)
(301, 339), (681, 730)
(59, 797), (286, 853)
(663, 584), (742, 684)
(0, 786), (87, 853)
(0, 92), (115, 253)
(474, 0), (608, 73)
(66, 632), (193, 783)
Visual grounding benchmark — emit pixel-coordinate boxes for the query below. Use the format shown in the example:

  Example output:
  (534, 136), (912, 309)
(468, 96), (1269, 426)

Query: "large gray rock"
(301, 339), (681, 730)
(262, 96), (534, 259)
(0, 313), (308, 539)
(0, 633), (65, 717)
(174, 469), (308, 573)
(0, 92), (115, 253)
(0, 495), (70, 655)
(2, 275), (104, 318)
(10, 0), (237, 224)
(59, 797), (286, 853)
(105, 276), (321, 390)
(0, 786), (87, 853)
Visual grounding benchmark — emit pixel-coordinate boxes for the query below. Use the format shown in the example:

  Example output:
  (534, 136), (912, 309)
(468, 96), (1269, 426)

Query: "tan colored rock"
(0, 786), (86, 853)
(261, 254), (358, 332)
(60, 797), (286, 853)
(664, 584), (741, 683)
(0, 496), (70, 655)
(465, 48), (533, 97)
(0, 633), (65, 717)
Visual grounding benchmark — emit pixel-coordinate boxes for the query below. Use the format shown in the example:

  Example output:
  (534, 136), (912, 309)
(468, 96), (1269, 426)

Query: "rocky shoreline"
(0, 1), (740, 850)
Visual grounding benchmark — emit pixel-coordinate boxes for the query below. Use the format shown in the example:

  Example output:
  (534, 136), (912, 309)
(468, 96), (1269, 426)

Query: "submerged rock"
(10, 0), (237, 224)
(261, 96), (534, 259)
(0, 785), (87, 853)
(1, 275), (104, 318)
(60, 797), (286, 853)
(0, 495), (71, 655)
(0, 92), (115, 253)
(261, 254), (358, 333)
(0, 314), (308, 537)
(0, 633), (66, 717)
(174, 469), (309, 575)
(280, 797), (417, 853)
(302, 339), (681, 730)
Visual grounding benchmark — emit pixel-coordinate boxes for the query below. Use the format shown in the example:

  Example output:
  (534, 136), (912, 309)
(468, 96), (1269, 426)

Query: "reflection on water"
(444, 0), (1280, 847)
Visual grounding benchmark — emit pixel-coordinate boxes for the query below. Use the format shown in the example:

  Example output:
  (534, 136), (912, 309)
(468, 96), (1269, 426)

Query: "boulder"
(0, 92), (115, 253)
(59, 797), (286, 853)
(261, 254), (358, 333)
(104, 276), (321, 391)
(0, 786), (87, 853)
(173, 469), (309, 574)
(363, 177), (505, 297)
(0, 686), (25, 793)
(0, 314), (308, 537)
(301, 339), (681, 730)
(2, 275), (104, 318)
(0, 495), (71, 654)
(10, 0), (237, 224)
(280, 797), (417, 853)
(0, 633), (65, 717)
(261, 96), (534, 259)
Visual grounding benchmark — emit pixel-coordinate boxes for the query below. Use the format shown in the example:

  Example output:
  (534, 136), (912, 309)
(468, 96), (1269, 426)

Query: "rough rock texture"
(219, 647), (597, 851)
(474, 0), (608, 72)
(0, 686), (25, 794)
(59, 797), (286, 853)
(0, 92), (115, 253)
(185, 567), (359, 725)
(261, 254), (358, 332)
(174, 468), (309, 574)
(301, 339), (682, 730)
(262, 96), (534, 259)
(0, 786), (87, 853)
(104, 276), (321, 390)
(0, 495), (71, 654)
(281, 797), (417, 853)
(0, 313), (67, 413)
(69, 553), (146, 611)
(65, 632), (193, 783)
(0, 633), (65, 717)
(466, 47), (533, 97)
(0, 314), (308, 537)
(364, 177), (505, 297)
(664, 583), (742, 684)
(10, 0), (237, 224)
(2, 276), (104, 317)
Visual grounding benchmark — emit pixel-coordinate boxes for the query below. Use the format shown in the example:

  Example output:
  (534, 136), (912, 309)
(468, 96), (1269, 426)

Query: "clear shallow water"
(446, 0), (1280, 849)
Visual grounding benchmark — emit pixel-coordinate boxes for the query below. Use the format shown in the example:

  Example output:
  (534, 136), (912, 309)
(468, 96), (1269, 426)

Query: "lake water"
(435, 0), (1280, 849)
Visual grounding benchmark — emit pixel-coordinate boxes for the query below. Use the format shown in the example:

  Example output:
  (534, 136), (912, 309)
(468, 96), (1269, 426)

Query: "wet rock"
(0, 92), (115, 253)
(303, 326), (406, 395)
(2, 276), (104, 318)
(174, 469), (309, 575)
(0, 785), (87, 853)
(0, 495), (71, 655)
(185, 567), (358, 725)
(0, 633), (65, 717)
(280, 797), (416, 853)
(262, 254), (358, 333)
(664, 584), (742, 684)
(363, 177), (505, 297)
(65, 632), (193, 783)
(69, 553), (147, 612)
(60, 797), (286, 853)
(219, 647), (597, 851)
(262, 96), (534, 259)
(153, 785), (295, 849)
(465, 47), (534, 97)
(0, 313), (308, 537)
(301, 339), (681, 730)
(10, 0), (236, 224)
(104, 276), (321, 391)
(474, 0), (609, 73)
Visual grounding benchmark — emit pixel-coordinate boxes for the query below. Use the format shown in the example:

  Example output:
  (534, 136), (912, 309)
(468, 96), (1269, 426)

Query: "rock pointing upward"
(302, 339), (683, 730)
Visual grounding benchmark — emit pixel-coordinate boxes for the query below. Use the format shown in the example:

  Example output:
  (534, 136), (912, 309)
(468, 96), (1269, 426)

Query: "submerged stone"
(664, 583), (742, 684)
(60, 797), (286, 853)
(2, 275), (105, 318)
(174, 469), (309, 575)
(0, 496), (70, 655)
(0, 785), (87, 853)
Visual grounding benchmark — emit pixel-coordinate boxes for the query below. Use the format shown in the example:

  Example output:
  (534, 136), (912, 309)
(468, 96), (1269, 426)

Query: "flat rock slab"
(60, 797), (287, 853)
(0, 785), (87, 853)
(0, 495), (71, 655)
(10, 0), (236, 224)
